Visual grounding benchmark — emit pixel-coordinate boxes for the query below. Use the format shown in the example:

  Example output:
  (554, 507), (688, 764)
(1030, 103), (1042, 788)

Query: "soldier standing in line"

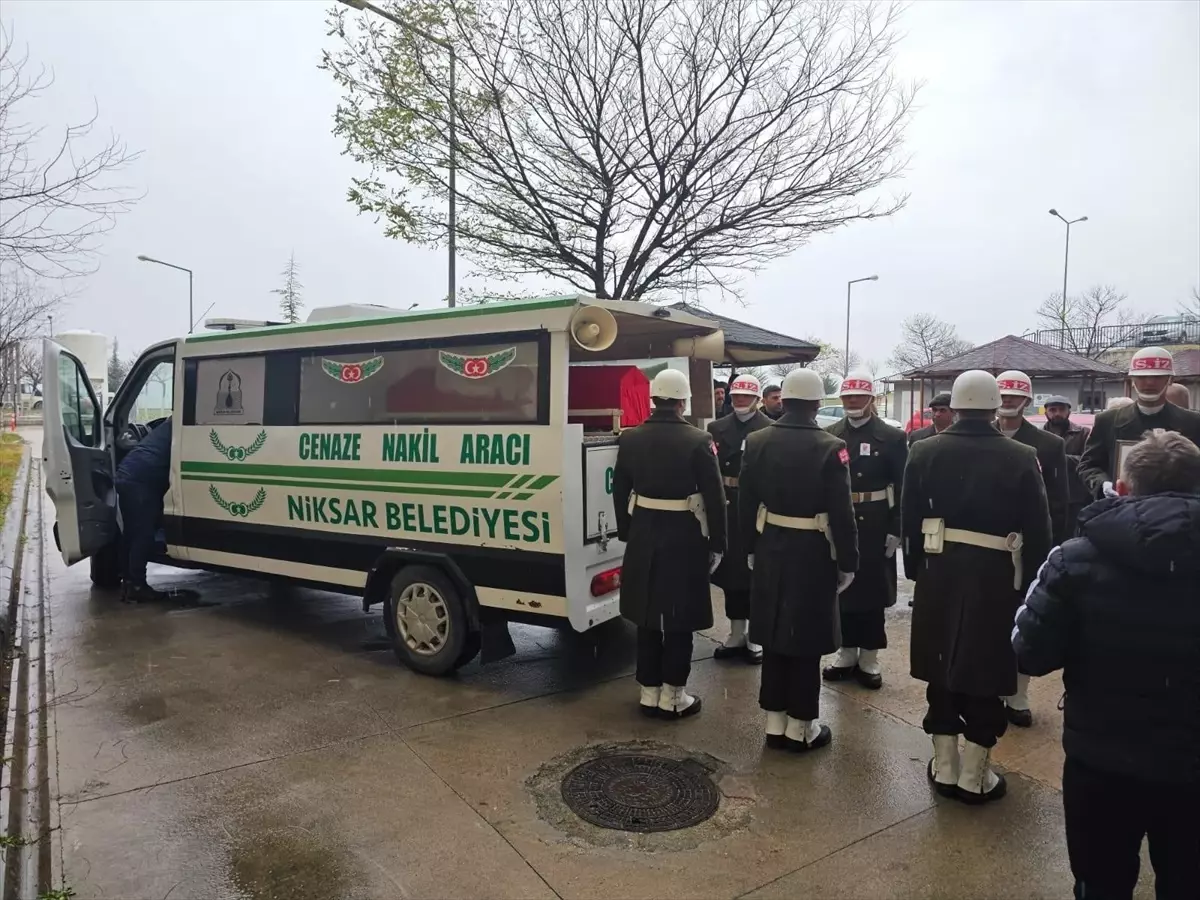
(739, 368), (858, 752)
(821, 373), (907, 690)
(1042, 396), (1091, 540)
(994, 370), (1067, 729)
(908, 392), (953, 445)
(710, 374), (773, 664)
(1079, 347), (1200, 500)
(903, 370), (1051, 804)
(612, 369), (727, 720)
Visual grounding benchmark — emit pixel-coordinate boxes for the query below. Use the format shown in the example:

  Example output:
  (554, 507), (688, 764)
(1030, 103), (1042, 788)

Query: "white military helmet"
(950, 369), (1001, 410)
(839, 372), (875, 397)
(649, 368), (691, 400)
(1128, 346), (1174, 377)
(728, 374), (762, 397)
(780, 368), (825, 402)
(996, 370), (1033, 400)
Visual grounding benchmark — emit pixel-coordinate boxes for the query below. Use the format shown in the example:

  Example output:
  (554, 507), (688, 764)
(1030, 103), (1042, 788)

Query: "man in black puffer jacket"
(1014, 428), (1200, 900)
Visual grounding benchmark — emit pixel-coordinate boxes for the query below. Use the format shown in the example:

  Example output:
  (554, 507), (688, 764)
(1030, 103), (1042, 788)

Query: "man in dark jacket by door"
(1042, 396), (1091, 540)
(116, 417), (173, 603)
(1014, 429), (1200, 900)
(822, 373), (907, 689)
(709, 374), (772, 663)
(613, 369), (727, 719)
(740, 368), (858, 752)
(903, 370), (1051, 804)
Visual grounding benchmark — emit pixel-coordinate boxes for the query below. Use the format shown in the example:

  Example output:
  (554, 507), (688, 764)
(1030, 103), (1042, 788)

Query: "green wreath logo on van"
(209, 485), (267, 518)
(210, 429), (267, 462)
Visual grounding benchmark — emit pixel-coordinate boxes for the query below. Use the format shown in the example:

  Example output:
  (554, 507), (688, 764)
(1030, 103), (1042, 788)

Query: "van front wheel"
(388, 566), (473, 676)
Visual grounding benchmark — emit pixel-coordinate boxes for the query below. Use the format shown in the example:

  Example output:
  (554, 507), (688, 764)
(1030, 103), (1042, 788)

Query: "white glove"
(746, 554), (754, 571)
(709, 553), (723, 574)
(1102, 480), (1119, 499)
(885, 534), (901, 558)
(836, 571), (855, 594)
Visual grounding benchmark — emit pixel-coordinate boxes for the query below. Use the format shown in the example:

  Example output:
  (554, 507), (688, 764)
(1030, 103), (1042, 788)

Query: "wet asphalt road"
(25, 431), (1155, 899)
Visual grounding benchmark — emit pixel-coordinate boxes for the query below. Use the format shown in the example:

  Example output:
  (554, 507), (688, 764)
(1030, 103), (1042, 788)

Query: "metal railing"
(1028, 320), (1200, 356)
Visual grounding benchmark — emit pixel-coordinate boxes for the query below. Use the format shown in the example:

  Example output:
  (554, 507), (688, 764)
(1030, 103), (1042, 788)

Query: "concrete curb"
(0, 447), (31, 651)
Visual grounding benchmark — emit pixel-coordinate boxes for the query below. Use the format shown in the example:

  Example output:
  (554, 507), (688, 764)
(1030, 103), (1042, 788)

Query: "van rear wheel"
(388, 566), (475, 676)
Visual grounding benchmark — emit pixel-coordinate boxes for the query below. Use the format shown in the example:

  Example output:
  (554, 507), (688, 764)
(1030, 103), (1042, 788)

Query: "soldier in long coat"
(1079, 347), (1200, 500)
(994, 370), (1068, 728)
(612, 369), (727, 720)
(740, 369), (858, 752)
(709, 374), (773, 664)
(903, 370), (1051, 804)
(822, 373), (907, 689)
(1042, 396), (1091, 540)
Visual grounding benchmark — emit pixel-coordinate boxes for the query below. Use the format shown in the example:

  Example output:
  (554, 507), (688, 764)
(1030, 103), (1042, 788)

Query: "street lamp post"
(137, 255), (194, 333)
(845, 275), (879, 375)
(339, 0), (457, 307)
(1048, 209), (1088, 304)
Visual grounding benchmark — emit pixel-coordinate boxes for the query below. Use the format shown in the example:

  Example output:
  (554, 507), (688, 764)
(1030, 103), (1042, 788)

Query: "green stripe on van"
(181, 473), (498, 499)
(181, 461), (559, 489)
(185, 296), (580, 343)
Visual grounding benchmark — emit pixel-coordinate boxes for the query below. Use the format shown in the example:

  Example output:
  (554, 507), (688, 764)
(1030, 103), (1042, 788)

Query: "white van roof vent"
(204, 318), (287, 332)
(306, 304), (400, 323)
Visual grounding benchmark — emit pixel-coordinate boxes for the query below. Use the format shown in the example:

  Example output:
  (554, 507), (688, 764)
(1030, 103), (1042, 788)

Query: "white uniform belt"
(764, 511), (824, 530)
(722, 476), (739, 488)
(630, 492), (709, 539)
(757, 505), (836, 560)
(921, 517), (1024, 589)
(851, 488), (889, 504)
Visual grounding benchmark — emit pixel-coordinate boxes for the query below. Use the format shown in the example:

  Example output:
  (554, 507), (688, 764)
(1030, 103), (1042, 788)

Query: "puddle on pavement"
(229, 825), (356, 900)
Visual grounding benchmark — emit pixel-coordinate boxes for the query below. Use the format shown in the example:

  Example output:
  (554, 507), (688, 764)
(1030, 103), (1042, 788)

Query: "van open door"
(42, 339), (118, 566)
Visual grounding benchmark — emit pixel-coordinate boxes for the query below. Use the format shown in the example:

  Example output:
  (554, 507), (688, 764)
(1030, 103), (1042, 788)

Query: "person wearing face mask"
(708, 374), (773, 664)
(1042, 397), (1091, 541)
(821, 373), (908, 690)
(903, 370), (1052, 805)
(993, 371), (1068, 729)
(739, 368), (859, 753)
(1079, 347), (1200, 502)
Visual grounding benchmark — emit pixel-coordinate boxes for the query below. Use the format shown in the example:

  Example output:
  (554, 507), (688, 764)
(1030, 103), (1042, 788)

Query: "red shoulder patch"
(710, 439), (718, 456)
(838, 447), (850, 465)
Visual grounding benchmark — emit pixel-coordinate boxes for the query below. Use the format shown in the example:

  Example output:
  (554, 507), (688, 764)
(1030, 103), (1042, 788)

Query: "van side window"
(127, 359), (175, 425)
(298, 341), (540, 425)
(193, 356), (266, 425)
(58, 353), (98, 446)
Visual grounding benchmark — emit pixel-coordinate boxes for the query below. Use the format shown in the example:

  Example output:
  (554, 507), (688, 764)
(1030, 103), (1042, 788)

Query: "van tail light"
(590, 567), (622, 597)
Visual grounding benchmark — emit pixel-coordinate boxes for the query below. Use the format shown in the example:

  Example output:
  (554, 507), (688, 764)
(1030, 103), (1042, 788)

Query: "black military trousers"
(723, 589), (751, 621)
(1064, 757), (1199, 900)
(839, 608), (887, 650)
(759, 651), (821, 720)
(923, 684), (1007, 748)
(636, 628), (693, 687)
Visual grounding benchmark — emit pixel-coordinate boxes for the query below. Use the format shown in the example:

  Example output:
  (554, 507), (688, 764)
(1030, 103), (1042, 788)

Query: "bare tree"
(0, 268), (61, 404)
(1034, 285), (1139, 359)
(805, 338), (861, 392)
(1180, 286), (1200, 319)
(324, 0), (915, 302)
(19, 340), (41, 388)
(887, 313), (972, 372)
(271, 252), (304, 323)
(0, 24), (141, 277)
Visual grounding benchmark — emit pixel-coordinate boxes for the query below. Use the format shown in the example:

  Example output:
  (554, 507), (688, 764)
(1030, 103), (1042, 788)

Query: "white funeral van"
(43, 296), (724, 674)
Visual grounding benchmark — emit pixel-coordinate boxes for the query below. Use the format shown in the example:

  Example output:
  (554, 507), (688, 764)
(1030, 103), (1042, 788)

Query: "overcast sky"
(6, 0), (1199, 374)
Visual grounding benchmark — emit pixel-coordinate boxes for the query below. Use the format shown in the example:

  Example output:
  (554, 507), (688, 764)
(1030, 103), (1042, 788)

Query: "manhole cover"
(560, 754), (720, 833)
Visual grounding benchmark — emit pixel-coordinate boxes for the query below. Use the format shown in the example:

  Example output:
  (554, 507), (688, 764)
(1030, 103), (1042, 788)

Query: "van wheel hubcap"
(396, 583), (449, 657)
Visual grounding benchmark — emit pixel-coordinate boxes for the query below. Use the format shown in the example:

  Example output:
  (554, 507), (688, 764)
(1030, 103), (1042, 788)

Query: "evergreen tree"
(272, 253), (304, 323)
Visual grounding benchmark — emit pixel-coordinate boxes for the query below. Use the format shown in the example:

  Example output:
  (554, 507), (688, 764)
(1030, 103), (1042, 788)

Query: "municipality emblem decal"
(322, 356), (384, 384)
(210, 429), (266, 462)
(215, 370), (244, 415)
(438, 347), (516, 379)
(209, 485), (266, 518)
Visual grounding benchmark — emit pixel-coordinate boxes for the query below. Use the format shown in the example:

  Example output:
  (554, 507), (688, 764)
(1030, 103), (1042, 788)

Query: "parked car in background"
(816, 404), (902, 430)
(1139, 314), (1200, 346)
